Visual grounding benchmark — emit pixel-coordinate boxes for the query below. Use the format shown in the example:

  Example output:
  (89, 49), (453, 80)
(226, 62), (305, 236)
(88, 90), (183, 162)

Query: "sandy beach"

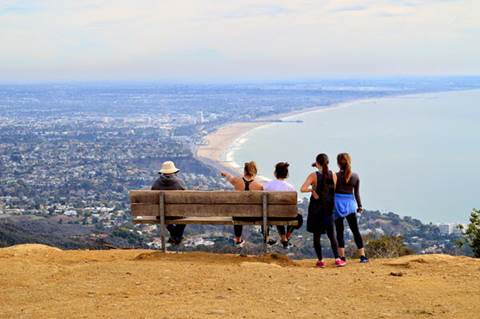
(195, 98), (373, 176)
(197, 122), (265, 175)
(195, 103), (345, 176)
(195, 92), (429, 177)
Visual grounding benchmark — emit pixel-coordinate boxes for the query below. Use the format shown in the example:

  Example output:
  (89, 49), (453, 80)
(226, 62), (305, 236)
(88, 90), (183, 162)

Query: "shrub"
(460, 209), (480, 258)
(365, 235), (413, 258)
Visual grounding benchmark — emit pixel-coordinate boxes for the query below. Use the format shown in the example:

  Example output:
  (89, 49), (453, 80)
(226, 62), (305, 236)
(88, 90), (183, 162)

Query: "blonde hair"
(244, 161), (258, 177)
(337, 153), (352, 183)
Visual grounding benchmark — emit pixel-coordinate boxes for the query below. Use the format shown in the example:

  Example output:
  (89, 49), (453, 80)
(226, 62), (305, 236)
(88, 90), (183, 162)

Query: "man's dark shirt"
(151, 174), (186, 191)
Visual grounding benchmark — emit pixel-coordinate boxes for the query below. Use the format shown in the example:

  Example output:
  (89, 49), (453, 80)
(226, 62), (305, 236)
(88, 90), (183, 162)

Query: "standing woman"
(220, 161), (263, 246)
(301, 154), (346, 268)
(334, 153), (369, 263)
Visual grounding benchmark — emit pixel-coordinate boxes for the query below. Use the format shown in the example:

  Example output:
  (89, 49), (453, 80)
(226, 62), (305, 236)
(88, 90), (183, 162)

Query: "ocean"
(229, 89), (480, 223)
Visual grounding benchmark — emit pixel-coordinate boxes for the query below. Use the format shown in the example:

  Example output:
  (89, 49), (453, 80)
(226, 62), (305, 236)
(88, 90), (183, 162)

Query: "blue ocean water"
(231, 90), (480, 223)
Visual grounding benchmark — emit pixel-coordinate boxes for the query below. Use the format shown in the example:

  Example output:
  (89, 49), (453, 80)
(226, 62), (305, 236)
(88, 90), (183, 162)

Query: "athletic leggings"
(313, 225), (339, 260)
(234, 225), (243, 238)
(276, 214), (304, 236)
(335, 213), (364, 249)
(234, 214), (304, 238)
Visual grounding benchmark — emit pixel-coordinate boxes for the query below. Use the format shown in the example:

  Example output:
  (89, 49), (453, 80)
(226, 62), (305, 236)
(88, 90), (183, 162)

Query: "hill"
(1, 245), (479, 318)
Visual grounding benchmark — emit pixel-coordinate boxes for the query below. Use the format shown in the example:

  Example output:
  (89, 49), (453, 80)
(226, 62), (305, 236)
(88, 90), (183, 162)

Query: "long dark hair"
(313, 153), (330, 191)
(315, 153), (329, 177)
(337, 153), (352, 183)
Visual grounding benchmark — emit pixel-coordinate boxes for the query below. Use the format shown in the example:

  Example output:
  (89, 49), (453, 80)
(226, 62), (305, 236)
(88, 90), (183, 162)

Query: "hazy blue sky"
(1, 0), (479, 81)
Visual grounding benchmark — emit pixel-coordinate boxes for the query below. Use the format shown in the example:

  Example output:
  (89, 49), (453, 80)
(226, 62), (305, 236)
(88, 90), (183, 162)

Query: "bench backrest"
(129, 190), (298, 218)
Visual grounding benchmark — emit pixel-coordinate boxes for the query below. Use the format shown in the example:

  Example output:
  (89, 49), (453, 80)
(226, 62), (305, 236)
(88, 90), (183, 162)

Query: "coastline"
(196, 88), (479, 180)
(195, 97), (380, 177)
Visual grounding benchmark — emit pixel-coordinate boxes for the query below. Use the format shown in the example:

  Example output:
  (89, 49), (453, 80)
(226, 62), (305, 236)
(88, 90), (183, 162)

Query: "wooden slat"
(133, 216), (299, 226)
(167, 204), (297, 217)
(130, 190), (161, 204)
(166, 217), (233, 225)
(234, 219), (299, 226)
(131, 204), (159, 216)
(129, 190), (297, 205)
(131, 203), (297, 218)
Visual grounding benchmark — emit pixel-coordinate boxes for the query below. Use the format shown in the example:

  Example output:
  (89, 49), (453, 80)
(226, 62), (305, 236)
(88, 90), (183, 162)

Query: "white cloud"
(0, 0), (478, 81)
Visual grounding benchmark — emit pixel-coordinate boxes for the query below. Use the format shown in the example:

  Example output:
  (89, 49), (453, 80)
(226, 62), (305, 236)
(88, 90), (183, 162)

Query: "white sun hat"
(159, 161), (180, 174)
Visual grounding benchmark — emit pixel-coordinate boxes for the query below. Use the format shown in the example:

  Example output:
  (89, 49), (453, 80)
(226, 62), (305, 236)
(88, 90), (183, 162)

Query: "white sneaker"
(234, 239), (245, 247)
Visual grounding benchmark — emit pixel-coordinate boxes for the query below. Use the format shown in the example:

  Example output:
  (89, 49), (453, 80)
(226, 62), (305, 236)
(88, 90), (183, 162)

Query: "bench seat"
(133, 216), (300, 226)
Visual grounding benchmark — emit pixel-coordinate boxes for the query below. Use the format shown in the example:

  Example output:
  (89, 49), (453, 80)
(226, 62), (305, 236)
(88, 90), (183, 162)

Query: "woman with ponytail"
(334, 153), (368, 263)
(301, 153), (345, 268)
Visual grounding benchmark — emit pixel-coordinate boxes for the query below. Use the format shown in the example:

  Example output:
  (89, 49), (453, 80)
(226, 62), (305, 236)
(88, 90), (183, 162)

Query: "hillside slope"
(1, 245), (479, 318)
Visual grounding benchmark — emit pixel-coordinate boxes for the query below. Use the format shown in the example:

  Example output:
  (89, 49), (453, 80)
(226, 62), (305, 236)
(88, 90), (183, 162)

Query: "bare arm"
(354, 177), (363, 212)
(300, 173), (314, 193)
(300, 173), (319, 199)
(220, 171), (237, 186)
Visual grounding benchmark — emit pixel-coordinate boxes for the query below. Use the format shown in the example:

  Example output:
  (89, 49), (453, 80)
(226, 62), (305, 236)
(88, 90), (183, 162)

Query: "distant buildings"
(437, 223), (464, 235)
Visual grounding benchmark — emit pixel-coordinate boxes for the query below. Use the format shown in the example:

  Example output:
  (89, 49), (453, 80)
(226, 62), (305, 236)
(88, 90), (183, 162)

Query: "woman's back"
(335, 170), (362, 208)
(314, 171), (335, 206)
(264, 179), (295, 192)
(230, 176), (263, 191)
(335, 171), (359, 193)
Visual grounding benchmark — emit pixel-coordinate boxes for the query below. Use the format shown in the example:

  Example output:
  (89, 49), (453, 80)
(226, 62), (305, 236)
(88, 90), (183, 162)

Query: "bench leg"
(262, 225), (268, 254)
(159, 193), (166, 253)
(157, 224), (166, 252)
(262, 193), (268, 254)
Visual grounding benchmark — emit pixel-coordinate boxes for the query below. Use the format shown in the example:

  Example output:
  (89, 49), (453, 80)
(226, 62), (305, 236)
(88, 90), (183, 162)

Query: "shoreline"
(196, 96), (386, 177)
(196, 88), (478, 179)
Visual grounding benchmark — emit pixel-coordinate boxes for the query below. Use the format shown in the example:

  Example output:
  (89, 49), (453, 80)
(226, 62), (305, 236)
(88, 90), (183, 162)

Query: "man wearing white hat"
(151, 160), (186, 245)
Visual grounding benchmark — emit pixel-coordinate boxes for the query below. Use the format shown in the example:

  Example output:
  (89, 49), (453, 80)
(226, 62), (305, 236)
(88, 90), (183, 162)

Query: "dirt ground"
(1, 244), (479, 319)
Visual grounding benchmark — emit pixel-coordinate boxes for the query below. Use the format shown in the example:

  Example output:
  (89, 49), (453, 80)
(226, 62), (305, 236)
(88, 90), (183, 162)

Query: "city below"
(1, 77), (479, 257)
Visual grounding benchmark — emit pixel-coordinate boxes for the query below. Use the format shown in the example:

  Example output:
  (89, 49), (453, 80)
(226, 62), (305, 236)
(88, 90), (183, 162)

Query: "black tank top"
(243, 177), (253, 191)
(314, 171), (335, 206)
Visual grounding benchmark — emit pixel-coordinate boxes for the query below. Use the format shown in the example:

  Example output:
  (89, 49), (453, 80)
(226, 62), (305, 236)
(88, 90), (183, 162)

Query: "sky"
(0, 0), (479, 81)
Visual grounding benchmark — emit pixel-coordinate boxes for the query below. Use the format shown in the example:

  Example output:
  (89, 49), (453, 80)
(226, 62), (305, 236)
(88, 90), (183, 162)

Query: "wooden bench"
(129, 190), (299, 252)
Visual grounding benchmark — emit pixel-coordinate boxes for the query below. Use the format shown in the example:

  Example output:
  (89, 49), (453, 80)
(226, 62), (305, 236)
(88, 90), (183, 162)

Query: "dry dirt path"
(1, 244), (479, 318)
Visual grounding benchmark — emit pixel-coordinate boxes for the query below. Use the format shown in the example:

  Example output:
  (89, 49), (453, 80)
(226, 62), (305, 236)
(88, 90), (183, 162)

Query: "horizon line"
(1, 74), (480, 86)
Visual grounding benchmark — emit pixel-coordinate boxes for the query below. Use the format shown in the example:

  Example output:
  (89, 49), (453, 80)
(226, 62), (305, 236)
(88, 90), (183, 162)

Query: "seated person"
(220, 161), (263, 246)
(151, 160), (186, 245)
(263, 162), (303, 248)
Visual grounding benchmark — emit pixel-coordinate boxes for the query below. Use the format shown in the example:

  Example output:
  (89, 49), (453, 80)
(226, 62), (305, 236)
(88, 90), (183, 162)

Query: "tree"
(460, 209), (480, 258)
(365, 235), (413, 258)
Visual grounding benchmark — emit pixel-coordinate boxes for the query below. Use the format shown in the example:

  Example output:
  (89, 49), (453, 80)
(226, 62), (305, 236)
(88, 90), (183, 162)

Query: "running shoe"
(316, 260), (326, 268)
(335, 258), (347, 267)
(281, 240), (289, 249)
(360, 256), (369, 263)
(267, 238), (277, 246)
(234, 239), (245, 247)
